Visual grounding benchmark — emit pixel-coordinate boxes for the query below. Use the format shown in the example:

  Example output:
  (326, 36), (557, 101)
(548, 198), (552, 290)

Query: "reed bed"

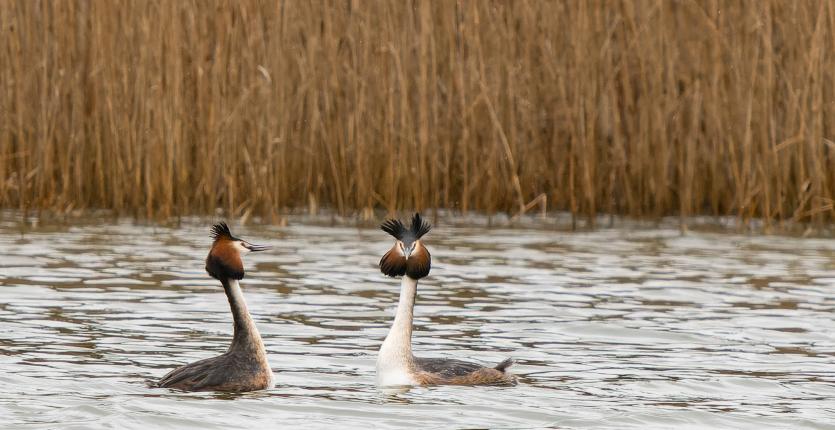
(1, 0), (834, 227)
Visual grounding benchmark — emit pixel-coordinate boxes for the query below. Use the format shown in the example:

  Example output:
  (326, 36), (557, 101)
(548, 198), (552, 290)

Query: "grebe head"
(379, 213), (432, 279)
(205, 222), (271, 281)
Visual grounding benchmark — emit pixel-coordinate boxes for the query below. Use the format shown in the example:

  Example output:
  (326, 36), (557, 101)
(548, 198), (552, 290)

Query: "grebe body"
(157, 223), (273, 392)
(375, 214), (514, 387)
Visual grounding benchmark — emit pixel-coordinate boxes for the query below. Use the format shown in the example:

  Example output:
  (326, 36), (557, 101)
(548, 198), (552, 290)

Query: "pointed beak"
(245, 243), (272, 252)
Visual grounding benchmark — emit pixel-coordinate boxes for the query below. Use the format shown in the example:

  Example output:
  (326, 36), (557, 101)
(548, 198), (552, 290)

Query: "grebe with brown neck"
(376, 213), (514, 387)
(156, 222), (274, 392)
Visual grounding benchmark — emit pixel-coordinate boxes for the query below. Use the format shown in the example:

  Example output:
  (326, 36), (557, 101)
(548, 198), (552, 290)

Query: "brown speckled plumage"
(412, 357), (515, 385)
(156, 345), (273, 392)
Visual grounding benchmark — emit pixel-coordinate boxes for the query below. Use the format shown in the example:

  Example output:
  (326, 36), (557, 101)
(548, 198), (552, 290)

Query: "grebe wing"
(414, 356), (515, 378)
(157, 355), (228, 390)
(414, 357), (486, 378)
(158, 353), (271, 392)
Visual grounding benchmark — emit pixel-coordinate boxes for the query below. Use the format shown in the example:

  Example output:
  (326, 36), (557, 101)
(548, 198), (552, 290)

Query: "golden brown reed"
(1, 1), (834, 227)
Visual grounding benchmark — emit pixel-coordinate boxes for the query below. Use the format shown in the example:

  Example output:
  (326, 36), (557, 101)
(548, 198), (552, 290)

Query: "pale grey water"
(1, 217), (834, 429)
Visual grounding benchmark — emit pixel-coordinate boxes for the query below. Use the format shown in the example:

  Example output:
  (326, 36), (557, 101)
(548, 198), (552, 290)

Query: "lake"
(1, 216), (834, 429)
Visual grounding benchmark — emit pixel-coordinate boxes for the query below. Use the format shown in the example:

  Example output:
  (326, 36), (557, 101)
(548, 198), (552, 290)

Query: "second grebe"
(156, 222), (274, 392)
(376, 213), (514, 387)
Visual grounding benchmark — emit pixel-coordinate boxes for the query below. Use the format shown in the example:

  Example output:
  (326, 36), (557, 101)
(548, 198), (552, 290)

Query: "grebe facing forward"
(376, 213), (514, 387)
(157, 222), (274, 392)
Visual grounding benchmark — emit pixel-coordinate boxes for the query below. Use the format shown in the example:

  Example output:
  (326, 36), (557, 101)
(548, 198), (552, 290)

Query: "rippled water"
(1, 216), (834, 429)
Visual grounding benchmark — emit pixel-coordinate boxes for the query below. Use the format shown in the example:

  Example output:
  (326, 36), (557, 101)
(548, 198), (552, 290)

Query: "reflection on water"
(1, 216), (834, 429)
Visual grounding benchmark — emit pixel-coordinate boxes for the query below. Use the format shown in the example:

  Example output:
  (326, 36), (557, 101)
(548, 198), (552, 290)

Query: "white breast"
(376, 357), (417, 387)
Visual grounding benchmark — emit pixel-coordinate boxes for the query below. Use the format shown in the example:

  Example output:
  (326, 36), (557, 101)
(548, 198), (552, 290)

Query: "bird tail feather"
(494, 358), (514, 372)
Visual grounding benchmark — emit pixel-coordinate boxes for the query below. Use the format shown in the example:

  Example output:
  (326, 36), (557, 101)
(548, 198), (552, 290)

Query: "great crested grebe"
(376, 213), (514, 387)
(156, 222), (274, 392)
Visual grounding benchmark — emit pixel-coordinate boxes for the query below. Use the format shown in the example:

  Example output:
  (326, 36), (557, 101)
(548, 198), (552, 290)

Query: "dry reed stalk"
(0, 0), (833, 227)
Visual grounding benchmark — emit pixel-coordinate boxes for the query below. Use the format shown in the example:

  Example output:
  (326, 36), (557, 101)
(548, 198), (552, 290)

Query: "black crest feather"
(380, 213), (432, 243)
(380, 219), (407, 240)
(210, 222), (235, 241)
(409, 213), (432, 240)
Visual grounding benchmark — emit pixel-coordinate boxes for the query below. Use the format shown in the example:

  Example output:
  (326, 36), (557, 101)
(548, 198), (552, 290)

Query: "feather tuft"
(379, 245), (407, 277)
(409, 213), (432, 240)
(405, 243), (431, 279)
(380, 218), (407, 240)
(380, 213), (431, 243)
(210, 222), (235, 241)
(494, 358), (514, 372)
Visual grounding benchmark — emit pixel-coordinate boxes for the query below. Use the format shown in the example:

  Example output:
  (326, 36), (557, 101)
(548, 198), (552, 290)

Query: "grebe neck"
(377, 276), (418, 385)
(222, 279), (266, 355)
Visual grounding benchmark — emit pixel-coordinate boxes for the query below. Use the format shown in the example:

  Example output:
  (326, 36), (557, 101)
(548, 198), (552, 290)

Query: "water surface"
(1, 217), (834, 429)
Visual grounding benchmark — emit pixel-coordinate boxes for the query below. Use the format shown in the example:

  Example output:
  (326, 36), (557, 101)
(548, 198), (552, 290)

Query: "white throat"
(376, 276), (418, 386)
